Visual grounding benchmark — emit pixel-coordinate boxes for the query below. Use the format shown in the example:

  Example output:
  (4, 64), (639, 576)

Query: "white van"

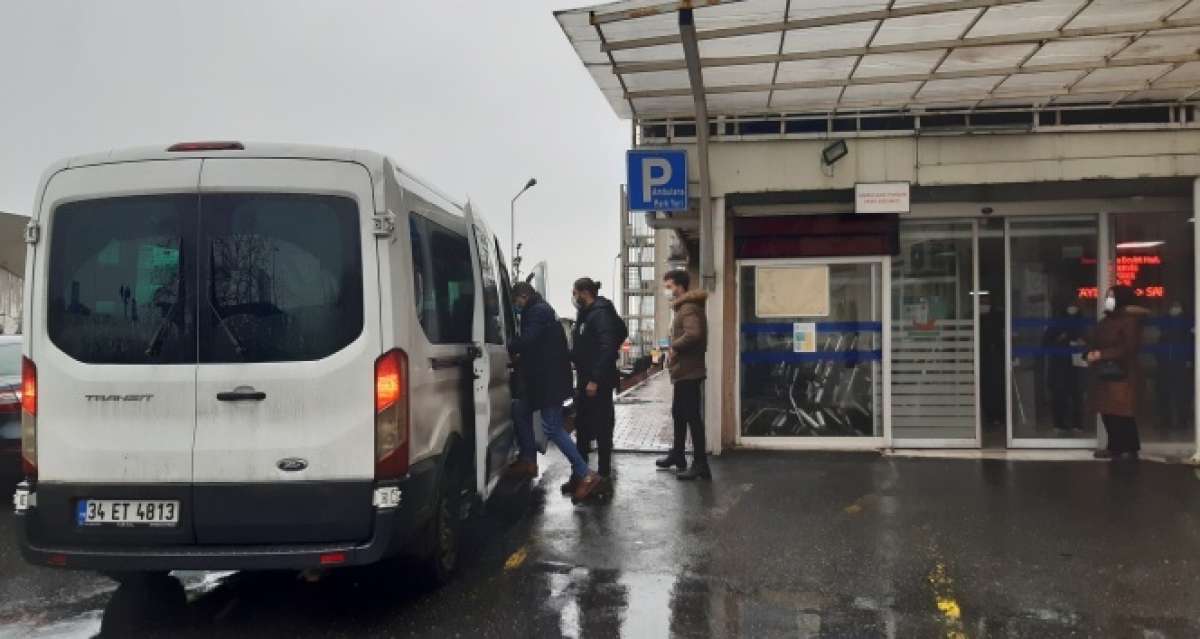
(13, 142), (518, 584)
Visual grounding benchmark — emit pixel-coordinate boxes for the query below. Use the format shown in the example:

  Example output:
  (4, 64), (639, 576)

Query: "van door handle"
(430, 355), (471, 370)
(217, 387), (267, 402)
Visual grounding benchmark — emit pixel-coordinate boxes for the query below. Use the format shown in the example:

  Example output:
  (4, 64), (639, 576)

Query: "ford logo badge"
(276, 458), (308, 472)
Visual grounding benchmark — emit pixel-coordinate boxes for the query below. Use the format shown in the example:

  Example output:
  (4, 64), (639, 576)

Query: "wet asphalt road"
(3, 453), (1200, 638)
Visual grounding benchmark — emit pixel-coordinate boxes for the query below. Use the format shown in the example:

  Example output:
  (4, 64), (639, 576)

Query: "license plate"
(76, 500), (179, 527)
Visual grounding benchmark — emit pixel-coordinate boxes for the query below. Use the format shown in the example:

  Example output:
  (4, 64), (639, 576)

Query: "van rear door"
(32, 161), (201, 545)
(191, 159), (380, 544)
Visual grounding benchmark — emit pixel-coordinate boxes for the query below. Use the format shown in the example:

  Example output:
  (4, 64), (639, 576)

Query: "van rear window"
(48, 195), (197, 364)
(47, 193), (363, 364)
(200, 194), (363, 363)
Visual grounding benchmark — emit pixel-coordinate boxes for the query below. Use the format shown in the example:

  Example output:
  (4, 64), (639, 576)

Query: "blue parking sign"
(627, 149), (688, 212)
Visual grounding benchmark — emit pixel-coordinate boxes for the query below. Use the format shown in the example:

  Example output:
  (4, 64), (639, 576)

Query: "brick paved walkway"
(612, 371), (675, 452)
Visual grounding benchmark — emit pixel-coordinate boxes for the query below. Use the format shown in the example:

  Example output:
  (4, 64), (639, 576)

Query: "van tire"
(419, 460), (465, 589)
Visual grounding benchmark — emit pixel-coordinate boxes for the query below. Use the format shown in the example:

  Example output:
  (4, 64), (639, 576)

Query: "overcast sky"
(0, 1), (627, 315)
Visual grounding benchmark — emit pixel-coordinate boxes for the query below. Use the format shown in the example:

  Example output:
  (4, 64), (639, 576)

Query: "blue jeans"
(514, 397), (591, 479)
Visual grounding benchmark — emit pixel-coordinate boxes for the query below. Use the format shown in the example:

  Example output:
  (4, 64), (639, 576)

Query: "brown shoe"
(504, 460), (539, 480)
(571, 472), (602, 504)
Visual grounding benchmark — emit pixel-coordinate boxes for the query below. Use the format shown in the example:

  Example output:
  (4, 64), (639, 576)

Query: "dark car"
(0, 335), (21, 473)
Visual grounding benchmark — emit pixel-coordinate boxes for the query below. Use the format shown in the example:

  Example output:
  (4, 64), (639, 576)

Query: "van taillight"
(374, 349), (409, 479)
(20, 357), (36, 479)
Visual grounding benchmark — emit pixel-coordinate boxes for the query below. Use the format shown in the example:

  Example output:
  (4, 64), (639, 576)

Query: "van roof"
(64, 142), (380, 169)
(57, 142), (465, 213)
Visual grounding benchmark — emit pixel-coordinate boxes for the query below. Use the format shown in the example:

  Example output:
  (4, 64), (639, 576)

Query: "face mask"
(1170, 305), (1183, 317)
(1104, 296), (1116, 313)
(572, 296), (583, 310)
(1066, 306), (1079, 316)
(664, 289), (676, 301)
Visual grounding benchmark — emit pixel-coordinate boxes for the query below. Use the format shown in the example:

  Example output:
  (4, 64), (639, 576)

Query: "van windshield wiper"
(208, 245), (247, 359)
(207, 297), (247, 359)
(144, 296), (183, 357)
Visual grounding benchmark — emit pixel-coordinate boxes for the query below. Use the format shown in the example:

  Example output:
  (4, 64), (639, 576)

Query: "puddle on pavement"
(525, 559), (1200, 638)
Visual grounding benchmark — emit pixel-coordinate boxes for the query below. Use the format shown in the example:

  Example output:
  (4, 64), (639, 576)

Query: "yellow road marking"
(928, 561), (967, 638)
(504, 546), (528, 571)
(844, 494), (874, 514)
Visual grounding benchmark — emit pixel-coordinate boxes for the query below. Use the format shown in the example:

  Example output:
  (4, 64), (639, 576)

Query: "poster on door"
(793, 322), (817, 353)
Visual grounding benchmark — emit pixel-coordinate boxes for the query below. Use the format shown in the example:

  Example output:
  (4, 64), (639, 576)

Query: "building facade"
(559, 0), (1200, 460)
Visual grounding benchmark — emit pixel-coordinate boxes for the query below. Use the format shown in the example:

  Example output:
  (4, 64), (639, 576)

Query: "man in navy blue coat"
(508, 282), (602, 503)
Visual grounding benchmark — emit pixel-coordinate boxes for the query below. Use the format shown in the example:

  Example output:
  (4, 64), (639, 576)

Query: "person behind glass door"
(1087, 285), (1145, 460)
(978, 300), (1006, 429)
(1042, 301), (1087, 434)
(655, 270), (710, 481)
(1156, 300), (1193, 436)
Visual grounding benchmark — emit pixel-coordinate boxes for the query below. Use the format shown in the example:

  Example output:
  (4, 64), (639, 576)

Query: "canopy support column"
(1192, 177), (1200, 464)
(679, 8), (715, 292)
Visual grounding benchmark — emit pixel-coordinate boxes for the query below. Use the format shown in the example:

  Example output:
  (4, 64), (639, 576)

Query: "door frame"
(734, 255), (892, 450)
(1005, 214), (1102, 449)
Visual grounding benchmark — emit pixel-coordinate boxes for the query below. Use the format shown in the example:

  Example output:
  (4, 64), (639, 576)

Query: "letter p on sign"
(627, 149), (688, 212)
(642, 158), (672, 204)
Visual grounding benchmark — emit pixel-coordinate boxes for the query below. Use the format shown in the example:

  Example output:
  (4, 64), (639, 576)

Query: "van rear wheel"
(420, 464), (464, 588)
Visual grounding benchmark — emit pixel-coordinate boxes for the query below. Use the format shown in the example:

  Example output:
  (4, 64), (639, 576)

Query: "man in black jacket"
(509, 283), (603, 503)
(568, 277), (623, 490)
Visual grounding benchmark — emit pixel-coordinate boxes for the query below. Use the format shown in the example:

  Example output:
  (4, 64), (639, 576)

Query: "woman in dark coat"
(1087, 285), (1144, 460)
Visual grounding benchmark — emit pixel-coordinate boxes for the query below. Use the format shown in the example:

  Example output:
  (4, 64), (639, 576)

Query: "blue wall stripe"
(741, 321), (883, 335)
(741, 351), (883, 364)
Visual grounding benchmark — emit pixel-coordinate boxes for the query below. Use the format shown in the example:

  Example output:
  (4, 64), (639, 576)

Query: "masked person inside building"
(508, 282), (605, 503)
(1087, 285), (1146, 460)
(565, 277), (627, 495)
(1042, 301), (1088, 434)
(1156, 300), (1193, 436)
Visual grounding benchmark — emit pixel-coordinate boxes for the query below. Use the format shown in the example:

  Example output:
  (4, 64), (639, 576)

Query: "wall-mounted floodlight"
(821, 139), (848, 166)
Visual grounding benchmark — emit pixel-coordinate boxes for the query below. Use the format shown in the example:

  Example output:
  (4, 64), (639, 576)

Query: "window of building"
(639, 295), (655, 317)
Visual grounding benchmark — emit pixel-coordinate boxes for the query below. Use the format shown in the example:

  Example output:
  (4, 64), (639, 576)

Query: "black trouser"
(576, 383), (616, 477)
(671, 378), (707, 466)
(1102, 414), (1141, 454)
(1049, 366), (1082, 431)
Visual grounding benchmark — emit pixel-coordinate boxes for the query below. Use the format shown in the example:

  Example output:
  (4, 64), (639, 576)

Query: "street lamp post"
(510, 177), (537, 278)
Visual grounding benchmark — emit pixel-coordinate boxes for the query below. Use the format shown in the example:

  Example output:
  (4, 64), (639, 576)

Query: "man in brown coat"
(655, 270), (710, 480)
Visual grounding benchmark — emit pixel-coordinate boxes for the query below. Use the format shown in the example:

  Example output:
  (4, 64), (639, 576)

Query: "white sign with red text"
(855, 182), (910, 214)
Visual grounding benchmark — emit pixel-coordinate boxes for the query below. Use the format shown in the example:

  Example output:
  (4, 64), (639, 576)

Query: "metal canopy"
(555, 0), (1200, 118)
